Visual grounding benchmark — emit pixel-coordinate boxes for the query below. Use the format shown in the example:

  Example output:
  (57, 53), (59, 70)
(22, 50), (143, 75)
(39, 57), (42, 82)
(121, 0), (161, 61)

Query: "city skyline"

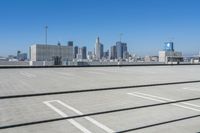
(1, 0), (200, 56)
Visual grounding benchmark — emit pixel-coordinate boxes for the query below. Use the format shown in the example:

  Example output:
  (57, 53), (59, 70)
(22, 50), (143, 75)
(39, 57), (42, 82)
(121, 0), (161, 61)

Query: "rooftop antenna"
(45, 25), (48, 45)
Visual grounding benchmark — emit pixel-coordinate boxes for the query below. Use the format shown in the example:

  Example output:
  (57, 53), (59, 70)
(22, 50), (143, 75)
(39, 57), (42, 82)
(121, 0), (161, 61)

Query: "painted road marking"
(44, 100), (114, 133)
(127, 92), (200, 112)
(43, 101), (92, 133)
(182, 87), (200, 92)
(133, 92), (200, 108)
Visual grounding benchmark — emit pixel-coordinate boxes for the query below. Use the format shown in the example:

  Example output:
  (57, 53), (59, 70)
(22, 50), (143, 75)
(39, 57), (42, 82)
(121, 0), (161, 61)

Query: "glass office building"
(164, 42), (174, 51)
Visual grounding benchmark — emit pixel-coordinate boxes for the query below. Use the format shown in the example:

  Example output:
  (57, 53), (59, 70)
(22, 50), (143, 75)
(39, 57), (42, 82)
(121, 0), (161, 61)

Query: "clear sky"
(0, 0), (200, 56)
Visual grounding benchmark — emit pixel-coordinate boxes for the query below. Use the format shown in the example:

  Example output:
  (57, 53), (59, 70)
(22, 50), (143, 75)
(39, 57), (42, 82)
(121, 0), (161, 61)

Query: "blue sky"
(0, 0), (200, 56)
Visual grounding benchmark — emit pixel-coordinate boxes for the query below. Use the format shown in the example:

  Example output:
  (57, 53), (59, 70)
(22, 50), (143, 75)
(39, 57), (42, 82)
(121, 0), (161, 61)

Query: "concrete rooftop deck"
(0, 65), (200, 133)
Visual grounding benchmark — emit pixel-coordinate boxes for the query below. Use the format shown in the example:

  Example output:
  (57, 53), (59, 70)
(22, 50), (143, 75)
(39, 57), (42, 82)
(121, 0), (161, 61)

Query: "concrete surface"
(0, 65), (200, 133)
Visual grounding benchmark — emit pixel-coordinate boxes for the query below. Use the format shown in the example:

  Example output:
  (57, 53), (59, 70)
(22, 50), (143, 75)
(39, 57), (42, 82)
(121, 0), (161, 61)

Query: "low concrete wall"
(29, 61), (54, 66)
(0, 61), (29, 66)
(72, 61), (164, 66)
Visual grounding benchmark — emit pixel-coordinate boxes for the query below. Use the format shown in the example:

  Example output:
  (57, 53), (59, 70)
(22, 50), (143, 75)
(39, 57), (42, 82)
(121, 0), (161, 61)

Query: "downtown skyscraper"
(110, 45), (117, 59)
(116, 41), (128, 59)
(95, 37), (104, 60)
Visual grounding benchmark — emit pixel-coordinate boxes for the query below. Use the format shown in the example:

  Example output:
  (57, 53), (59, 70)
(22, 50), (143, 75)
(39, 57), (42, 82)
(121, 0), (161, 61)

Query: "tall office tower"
(74, 46), (78, 59)
(116, 41), (127, 59)
(82, 46), (87, 59)
(110, 45), (117, 59)
(76, 46), (87, 60)
(17, 51), (21, 59)
(77, 47), (83, 59)
(87, 51), (93, 60)
(95, 37), (104, 59)
(100, 43), (103, 59)
(103, 50), (109, 59)
(95, 37), (100, 59)
(67, 41), (73, 47)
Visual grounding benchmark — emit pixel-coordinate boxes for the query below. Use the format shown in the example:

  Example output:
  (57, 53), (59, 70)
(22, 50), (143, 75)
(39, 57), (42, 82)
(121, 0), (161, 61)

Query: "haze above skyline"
(0, 0), (200, 56)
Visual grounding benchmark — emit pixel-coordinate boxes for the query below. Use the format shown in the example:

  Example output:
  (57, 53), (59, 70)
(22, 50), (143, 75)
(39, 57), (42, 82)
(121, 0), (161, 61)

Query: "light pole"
(44, 25), (48, 63)
(45, 25), (48, 45)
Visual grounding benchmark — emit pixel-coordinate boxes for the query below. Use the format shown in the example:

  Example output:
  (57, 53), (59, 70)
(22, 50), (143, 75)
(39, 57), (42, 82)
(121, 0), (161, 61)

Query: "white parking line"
(182, 87), (200, 92)
(44, 100), (114, 133)
(127, 92), (200, 112)
(133, 92), (200, 108)
(43, 101), (92, 133)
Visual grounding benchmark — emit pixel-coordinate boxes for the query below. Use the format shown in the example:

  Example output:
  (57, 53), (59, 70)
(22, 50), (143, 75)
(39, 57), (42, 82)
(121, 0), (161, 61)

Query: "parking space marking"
(43, 101), (92, 133)
(182, 87), (200, 92)
(127, 92), (200, 112)
(44, 100), (114, 133)
(132, 92), (200, 108)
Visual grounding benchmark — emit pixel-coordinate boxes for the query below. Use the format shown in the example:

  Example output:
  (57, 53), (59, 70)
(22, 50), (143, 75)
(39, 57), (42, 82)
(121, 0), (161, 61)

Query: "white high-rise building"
(29, 44), (73, 61)
(95, 37), (103, 60)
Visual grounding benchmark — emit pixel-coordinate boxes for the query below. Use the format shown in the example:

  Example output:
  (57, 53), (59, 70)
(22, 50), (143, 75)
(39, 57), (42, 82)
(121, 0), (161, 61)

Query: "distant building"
(95, 37), (100, 59)
(164, 42), (174, 51)
(159, 51), (183, 63)
(77, 48), (83, 60)
(87, 51), (93, 60)
(17, 51), (27, 61)
(159, 42), (183, 63)
(77, 46), (87, 60)
(190, 51), (200, 63)
(0, 56), (8, 61)
(123, 51), (129, 60)
(8, 55), (17, 60)
(17, 51), (21, 58)
(100, 44), (103, 59)
(18, 53), (28, 61)
(82, 46), (87, 59)
(95, 37), (104, 59)
(103, 50), (109, 59)
(110, 45), (117, 59)
(116, 41), (127, 59)
(145, 56), (159, 62)
(67, 41), (73, 47)
(30, 44), (73, 61)
(74, 46), (78, 59)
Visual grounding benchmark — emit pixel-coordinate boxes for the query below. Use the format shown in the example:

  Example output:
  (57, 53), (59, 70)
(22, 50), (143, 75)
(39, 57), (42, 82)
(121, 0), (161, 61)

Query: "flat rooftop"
(0, 65), (200, 133)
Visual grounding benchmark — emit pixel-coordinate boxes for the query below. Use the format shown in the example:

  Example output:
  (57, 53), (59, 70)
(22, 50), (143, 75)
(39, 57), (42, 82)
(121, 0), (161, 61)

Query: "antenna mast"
(45, 25), (48, 45)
